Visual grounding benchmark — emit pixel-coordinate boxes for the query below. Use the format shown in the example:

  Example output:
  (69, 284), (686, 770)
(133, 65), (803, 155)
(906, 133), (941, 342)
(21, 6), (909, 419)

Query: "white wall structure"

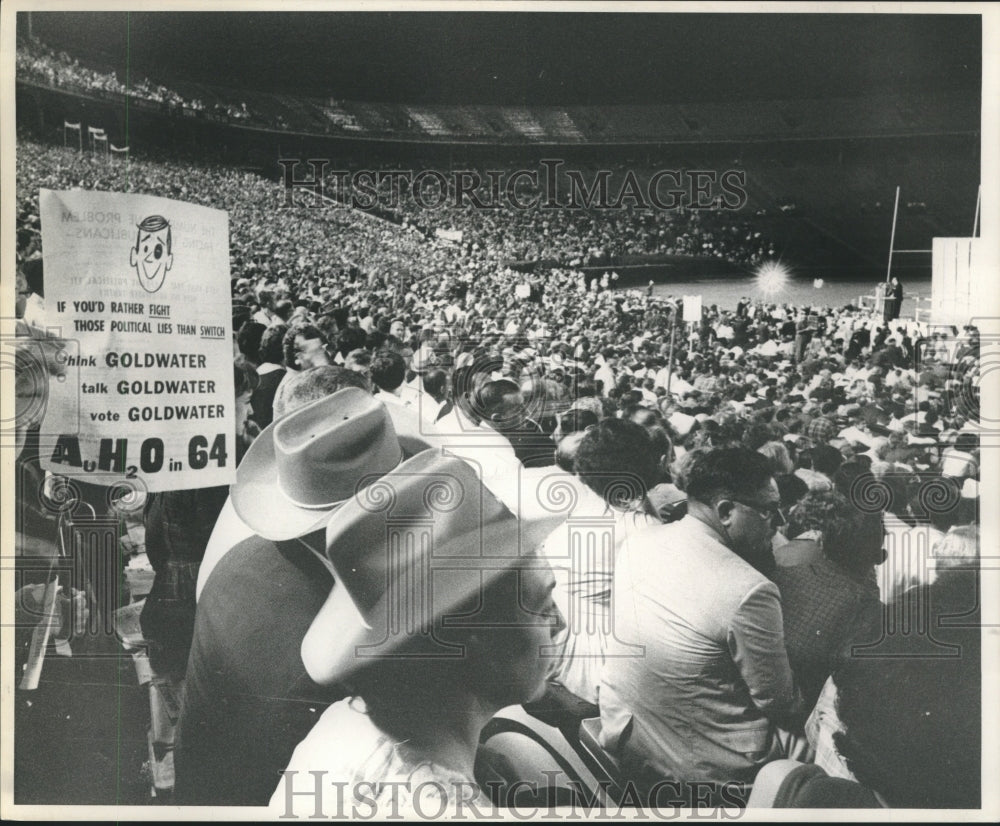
(931, 237), (981, 327)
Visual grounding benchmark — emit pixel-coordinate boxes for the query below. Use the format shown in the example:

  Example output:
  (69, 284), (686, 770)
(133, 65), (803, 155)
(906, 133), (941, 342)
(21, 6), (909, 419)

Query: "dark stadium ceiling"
(24, 11), (981, 106)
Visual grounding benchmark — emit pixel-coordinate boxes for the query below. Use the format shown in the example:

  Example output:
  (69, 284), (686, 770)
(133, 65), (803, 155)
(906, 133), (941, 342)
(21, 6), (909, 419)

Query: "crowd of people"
(17, 37), (240, 118)
(17, 141), (784, 305)
(14, 132), (983, 812)
(339, 161), (780, 268)
(17, 37), (206, 111)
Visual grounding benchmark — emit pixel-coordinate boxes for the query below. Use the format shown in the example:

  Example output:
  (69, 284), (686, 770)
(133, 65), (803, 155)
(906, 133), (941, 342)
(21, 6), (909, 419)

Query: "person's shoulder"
(763, 760), (880, 808)
(257, 368), (286, 387)
(203, 530), (329, 603)
(777, 553), (858, 591)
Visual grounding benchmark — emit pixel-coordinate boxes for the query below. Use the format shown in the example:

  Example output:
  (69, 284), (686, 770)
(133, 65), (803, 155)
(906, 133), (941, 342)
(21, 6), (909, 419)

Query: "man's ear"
(716, 498), (735, 524)
(129, 246), (138, 268)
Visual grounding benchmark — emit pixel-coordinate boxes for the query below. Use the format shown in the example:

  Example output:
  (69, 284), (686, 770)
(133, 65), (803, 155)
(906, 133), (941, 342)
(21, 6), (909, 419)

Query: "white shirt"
(540, 487), (658, 704)
(594, 364), (615, 396)
(252, 308), (280, 327)
(940, 448), (977, 480)
(272, 697), (474, 814)
(431, 407), (522, 486)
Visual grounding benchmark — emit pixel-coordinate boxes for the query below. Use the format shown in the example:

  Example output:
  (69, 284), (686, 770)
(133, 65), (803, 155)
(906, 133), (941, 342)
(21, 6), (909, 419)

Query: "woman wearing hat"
(272, 451), (565, 813)
(179, 377), (449, 806)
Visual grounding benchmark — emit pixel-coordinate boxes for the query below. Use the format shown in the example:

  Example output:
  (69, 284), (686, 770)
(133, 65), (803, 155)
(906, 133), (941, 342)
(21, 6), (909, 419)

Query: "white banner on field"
(434, 227), (463, 243)
(682, 294), (702, 323)
(39, 189), (234, 492)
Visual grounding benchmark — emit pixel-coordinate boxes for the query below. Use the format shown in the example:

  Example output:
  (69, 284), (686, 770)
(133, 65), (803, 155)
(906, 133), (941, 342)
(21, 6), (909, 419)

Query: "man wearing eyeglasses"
(599, 446), (805, 804)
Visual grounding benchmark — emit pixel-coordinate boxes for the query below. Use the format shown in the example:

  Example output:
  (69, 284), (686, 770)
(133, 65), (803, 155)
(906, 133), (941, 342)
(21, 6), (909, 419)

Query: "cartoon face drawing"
(130, 215), (173, 293)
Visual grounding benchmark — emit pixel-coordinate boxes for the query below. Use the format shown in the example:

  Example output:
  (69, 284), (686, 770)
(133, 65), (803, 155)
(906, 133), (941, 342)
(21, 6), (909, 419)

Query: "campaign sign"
(39, 189), (234, 492)
(682, 294), (702, 323)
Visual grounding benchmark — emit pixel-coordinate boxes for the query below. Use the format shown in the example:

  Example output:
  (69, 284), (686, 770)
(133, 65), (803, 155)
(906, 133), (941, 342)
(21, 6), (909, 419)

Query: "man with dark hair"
(274, 298), (294, 323)
(940, 432), (979, 481)
(573, 418), (660, 508)
(540, 419), (661, 705)
(250, 323), (288, 429)
(432, 366), (523, 483)
(474, 378), (555, 468)
(476, 378), (523, 422)
(600, 446), (802, 800)
(794, 446), (834, 493)
(554, 430), (586, 473)
(421, 368), (448, 407)
(364, 329), (388, 351)
(419, 367), (451, 427)
(370, 348), (407, 397)
(235, 320), (266, 368)
(810, 443), (844, 481)
(252, 288), (281, 326)
(552, 408), (599, 444)
(335, 326), (368, 359)
(806, 403), (838, 444)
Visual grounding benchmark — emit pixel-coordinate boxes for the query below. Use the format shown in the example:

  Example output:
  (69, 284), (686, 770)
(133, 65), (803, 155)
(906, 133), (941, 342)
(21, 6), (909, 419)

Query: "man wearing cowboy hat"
(176, 368), (443, 805)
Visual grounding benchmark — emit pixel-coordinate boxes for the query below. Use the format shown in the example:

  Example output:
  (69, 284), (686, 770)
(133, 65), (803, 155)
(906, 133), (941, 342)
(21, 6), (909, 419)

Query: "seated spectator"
(336, 326), (368, 361)
(250, 322), (287, 428)
(342, 348), (373, 390)
(772, 494), (884, 707)
(540, 419), (661, 705)
(775, 490), (870, 569)
(236, 320), (266, 369)
(600, 447), (804, 801)
(758, 440), (795, 476)
(370, 348), (410, 404)
(139, 357), (258, 676)
(253, 288), (281, 326)
(474, 378), (552, 468)
(805, 403), (838, 444)
(273, 452), (563, 811)
(939, 432), (978, 481)
(416, 366), (451, 428)
(753, 527), (979, 808)
(180, 375), (438, 805)
(284, 322), (330, 371)
(433, 365), (523, 485)
(794, 448), (834, 493)
(552, 408), (599, 445)
(554, 430), (586, 473)
(274, 298), (295, 323)
(877, 472), (956, 602)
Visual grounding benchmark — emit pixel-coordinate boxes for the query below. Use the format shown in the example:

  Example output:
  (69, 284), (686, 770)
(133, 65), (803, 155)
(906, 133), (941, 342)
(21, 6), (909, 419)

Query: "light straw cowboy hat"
(232, 387), (442, 541)
(300, 450), (565, 685)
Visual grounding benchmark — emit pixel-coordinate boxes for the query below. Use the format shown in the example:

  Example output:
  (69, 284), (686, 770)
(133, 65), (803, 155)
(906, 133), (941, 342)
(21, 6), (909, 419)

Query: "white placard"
(682, 294), (702, 322)
(39, 189), (235, 492)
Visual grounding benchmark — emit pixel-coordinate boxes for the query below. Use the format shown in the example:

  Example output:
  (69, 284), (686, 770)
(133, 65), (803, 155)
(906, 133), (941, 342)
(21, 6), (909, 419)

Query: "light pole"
(665, 299), (678, 396)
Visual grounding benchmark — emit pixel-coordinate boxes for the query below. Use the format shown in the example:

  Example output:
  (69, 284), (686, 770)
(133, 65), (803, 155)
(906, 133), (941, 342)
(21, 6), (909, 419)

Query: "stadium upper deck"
(16, 37), (980, 145)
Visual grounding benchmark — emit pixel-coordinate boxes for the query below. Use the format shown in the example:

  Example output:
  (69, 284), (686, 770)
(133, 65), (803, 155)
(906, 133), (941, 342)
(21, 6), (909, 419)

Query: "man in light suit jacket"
(599, 447), (804, 803)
